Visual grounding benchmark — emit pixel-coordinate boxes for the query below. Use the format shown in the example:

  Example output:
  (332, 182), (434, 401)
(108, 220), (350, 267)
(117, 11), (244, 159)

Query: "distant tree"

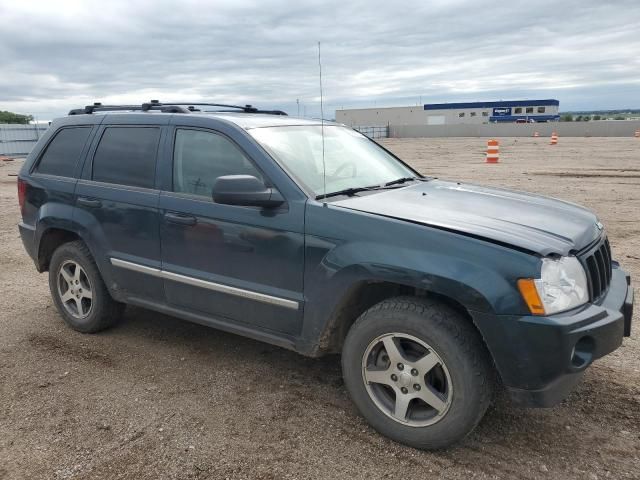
(614, 115), (625, 120)
(583, 116), (590, 121)
(593, 115), (601, 120)
(561, 114), (573, 122)
(0, 110), (33, 124)
(575, 115), (583, 121)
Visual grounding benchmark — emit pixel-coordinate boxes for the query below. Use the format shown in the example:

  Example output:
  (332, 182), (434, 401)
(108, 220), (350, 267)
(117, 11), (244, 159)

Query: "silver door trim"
(110, 258), (162, 277)
(110, 258), (299, 310)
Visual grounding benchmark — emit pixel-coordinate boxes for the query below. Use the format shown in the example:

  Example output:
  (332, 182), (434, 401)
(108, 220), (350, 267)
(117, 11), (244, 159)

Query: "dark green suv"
(18, 101), (634, 449)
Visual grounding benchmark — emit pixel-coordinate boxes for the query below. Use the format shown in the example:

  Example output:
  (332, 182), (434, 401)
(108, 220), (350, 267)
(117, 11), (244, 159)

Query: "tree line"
(0, 110), (34, 124)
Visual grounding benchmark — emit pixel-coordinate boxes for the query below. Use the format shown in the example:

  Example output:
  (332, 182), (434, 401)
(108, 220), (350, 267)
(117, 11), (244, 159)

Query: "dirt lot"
(1, 137), (638, 479)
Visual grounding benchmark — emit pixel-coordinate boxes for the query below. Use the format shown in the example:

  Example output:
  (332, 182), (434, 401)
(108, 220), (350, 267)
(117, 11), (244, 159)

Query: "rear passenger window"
(36, 127), (91, 177)
(173, 129), (262, 197)
(92, 127), (160, 189)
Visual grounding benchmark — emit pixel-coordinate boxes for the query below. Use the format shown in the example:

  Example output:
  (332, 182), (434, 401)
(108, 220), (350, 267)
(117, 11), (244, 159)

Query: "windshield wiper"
(384, 176), (426, 187)
(316, 177), (427, 200)
(315, 185), (382, 200)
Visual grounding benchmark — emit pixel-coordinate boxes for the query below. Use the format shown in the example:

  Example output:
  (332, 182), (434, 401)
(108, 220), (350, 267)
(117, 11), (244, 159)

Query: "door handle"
(77, 197), (102, 208)
(164, 212), (197, 226)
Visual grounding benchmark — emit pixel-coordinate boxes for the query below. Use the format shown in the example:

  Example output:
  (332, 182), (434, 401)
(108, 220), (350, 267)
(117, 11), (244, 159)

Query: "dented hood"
(332, 180), (602, 256)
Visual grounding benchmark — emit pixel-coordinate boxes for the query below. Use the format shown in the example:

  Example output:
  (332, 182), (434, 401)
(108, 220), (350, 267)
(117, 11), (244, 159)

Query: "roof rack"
(68, 100), (288, 116)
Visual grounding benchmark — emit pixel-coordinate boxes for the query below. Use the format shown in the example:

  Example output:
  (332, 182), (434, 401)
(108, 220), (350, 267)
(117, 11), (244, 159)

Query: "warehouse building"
(336, 99), (560, 126)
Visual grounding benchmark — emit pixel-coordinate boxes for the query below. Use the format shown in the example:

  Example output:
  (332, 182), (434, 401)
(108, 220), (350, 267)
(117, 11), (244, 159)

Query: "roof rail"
(68, 100), (287, 116)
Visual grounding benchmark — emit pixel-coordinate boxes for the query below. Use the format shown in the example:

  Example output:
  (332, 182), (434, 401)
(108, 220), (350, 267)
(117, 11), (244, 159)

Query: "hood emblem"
(596, 221), (604, 231)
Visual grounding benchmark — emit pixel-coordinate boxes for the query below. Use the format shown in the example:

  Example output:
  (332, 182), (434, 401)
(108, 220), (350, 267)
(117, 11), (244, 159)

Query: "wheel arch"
(34, 224), (121, 301)
(36, 227), (82, 272)
(315, 277), (492, 358)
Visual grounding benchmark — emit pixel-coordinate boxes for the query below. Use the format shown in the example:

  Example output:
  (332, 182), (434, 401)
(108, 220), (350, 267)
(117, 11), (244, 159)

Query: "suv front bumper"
(473, 265), (633, 407)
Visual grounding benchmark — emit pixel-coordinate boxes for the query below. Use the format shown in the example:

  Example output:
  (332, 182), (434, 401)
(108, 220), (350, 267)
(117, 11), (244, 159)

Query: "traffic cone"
(634, 129), (639, 138)
(533, 131), (540, 137)
(550, 131), (558, 145)
(486, 139), (499, 163)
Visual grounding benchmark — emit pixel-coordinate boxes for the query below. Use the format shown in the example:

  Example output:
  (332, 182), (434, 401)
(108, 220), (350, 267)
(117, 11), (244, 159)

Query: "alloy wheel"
(57, 260), (93, 319)
(361, 333), (453, 427)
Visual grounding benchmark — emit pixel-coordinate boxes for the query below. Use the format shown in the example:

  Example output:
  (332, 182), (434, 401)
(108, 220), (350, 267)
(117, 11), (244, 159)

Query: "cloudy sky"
(1, 0), (639, 120)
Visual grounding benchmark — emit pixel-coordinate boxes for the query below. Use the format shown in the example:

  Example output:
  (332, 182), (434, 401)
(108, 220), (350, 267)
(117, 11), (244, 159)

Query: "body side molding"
(110, 257), (299, 310)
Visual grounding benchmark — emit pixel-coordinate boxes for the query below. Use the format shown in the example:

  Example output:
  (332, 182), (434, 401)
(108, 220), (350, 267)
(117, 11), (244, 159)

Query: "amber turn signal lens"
(517, 279), (546, 315)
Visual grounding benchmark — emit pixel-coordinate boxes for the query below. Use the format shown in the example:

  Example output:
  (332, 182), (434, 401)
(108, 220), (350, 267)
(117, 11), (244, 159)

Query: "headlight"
(518, 256), (588, 315)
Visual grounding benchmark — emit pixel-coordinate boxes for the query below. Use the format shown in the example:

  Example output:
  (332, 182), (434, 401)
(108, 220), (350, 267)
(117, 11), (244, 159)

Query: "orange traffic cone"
(533, 131), (540, 137)
(486, 139), (499, 163)
(550, 131), (558, 145)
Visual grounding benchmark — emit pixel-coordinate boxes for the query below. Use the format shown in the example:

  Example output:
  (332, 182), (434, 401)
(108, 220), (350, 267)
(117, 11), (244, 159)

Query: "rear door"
(75, 116), (166, 302)
(157, 124), (306, 335)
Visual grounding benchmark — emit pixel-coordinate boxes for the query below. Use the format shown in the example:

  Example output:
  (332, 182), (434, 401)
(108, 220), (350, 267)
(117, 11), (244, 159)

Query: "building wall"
(424, 108), (491, 125)
(335, 106), (427, 127)
(336, 100), (560, 126)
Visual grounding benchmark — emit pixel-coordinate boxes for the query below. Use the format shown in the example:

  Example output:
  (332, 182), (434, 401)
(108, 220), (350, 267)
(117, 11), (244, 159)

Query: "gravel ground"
(0, 137), (638, 479)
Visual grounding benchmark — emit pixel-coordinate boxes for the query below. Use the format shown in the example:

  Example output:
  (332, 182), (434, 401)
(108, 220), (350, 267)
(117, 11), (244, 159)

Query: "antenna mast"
(318, 41), (327, 202)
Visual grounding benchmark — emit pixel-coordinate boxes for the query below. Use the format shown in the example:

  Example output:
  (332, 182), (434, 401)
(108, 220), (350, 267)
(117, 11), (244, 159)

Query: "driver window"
(173, 129), (263, 197)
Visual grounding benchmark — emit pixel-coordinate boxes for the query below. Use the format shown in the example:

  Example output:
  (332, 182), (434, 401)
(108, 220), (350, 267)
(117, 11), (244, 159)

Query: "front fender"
(299, 202), (540, 354)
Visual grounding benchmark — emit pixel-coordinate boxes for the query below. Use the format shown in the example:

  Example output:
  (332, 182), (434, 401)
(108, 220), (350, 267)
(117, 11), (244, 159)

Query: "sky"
(1, 0), (639, 121)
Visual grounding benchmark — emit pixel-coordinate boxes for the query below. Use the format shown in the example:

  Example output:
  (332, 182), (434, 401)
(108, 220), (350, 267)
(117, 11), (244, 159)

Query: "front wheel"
(342, 297), (494, 449)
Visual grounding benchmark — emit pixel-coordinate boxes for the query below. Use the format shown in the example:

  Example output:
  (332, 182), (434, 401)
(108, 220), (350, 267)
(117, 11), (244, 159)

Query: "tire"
(342, 296), (493, 450)
(48, 240), (124, 333)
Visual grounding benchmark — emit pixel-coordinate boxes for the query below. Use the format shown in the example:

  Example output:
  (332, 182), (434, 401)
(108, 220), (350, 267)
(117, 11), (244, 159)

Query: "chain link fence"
(353, 125), (389, 139)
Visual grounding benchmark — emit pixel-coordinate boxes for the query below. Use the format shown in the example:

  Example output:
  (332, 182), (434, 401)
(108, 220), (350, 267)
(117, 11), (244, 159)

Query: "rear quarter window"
(35, 127), (92, 177)
(92, 127), (160, 189)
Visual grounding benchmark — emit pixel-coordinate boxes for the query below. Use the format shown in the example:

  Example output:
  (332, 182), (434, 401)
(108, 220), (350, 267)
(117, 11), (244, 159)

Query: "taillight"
(17, 178), (27, 216)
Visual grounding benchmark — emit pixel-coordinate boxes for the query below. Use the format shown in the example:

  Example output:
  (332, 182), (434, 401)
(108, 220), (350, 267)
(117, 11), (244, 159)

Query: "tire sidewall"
(342, 300), (489, 449)
(48, 243), (109, 333)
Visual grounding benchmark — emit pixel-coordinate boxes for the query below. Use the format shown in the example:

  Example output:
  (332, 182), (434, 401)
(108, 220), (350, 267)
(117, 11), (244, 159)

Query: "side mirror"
(212, 175), (284, 208)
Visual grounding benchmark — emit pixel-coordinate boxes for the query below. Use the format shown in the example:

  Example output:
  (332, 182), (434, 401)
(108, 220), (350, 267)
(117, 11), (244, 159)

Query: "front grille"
(580, 236), (612, 301)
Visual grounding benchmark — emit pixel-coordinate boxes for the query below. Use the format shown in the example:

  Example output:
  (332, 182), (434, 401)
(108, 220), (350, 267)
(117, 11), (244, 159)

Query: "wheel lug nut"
(391, 374), (398, 381)
(397, 363), (404, 371)
(411, 368), (418, 376)
(401, 387), (408, 394)
(413, 384), (421, 391)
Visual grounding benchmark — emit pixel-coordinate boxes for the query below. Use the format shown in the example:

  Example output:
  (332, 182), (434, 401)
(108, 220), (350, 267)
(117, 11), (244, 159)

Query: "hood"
(332, 180), (602, 256)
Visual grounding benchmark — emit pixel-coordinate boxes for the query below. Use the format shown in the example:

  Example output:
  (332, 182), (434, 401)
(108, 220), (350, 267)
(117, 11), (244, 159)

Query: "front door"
(158, 127), (305, 335)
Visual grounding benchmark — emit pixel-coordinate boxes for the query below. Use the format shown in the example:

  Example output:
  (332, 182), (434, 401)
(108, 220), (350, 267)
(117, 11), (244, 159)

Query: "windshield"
(249, 126), (418, 198)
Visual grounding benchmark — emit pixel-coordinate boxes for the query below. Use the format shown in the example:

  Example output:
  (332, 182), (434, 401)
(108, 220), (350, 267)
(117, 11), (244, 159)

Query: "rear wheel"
(49, 241), (123, 333)
(342, 296), (493, 449)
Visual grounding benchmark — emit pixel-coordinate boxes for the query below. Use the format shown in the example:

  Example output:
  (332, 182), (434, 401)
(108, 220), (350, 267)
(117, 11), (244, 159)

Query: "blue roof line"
(424, 99), (559, 110)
